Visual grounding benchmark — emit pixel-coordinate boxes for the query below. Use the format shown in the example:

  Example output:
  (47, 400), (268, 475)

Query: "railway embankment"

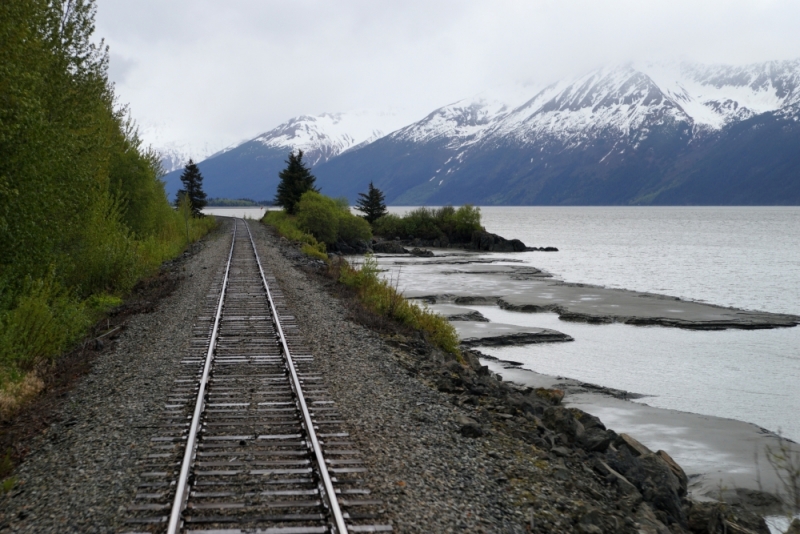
(0, 217), (782, 533)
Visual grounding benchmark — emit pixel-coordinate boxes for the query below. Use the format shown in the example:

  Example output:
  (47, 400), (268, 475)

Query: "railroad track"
(124, 219), (391, 534)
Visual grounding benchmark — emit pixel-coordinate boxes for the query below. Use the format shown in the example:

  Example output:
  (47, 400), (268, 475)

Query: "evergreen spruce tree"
(176, 159), (207, 217)
(355, 181), (388, 224)
(274, 150), (318, 214)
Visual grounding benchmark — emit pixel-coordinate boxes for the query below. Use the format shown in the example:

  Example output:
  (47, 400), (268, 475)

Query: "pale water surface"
(388, 206), (800, 441)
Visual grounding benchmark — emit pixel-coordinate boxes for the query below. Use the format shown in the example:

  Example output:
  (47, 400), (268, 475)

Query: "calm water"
(388, 206), (800, 441)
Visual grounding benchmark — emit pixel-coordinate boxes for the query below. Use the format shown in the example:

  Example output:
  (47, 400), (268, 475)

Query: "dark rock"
(656, 449), (688, 497)
(635, 502), (672, 534)
(714, 488), (782, 511)
(637, 453), (685, 525)
(332, 241), (356, 254)
(551, 446), (572, 457)
(607, 446), (686, 526)
(456, 414), (484, 438)
(579, 427), (613, 452)
(543, 406), (584, 441)
(616, 432), (654, 457)
(687, 502), (770, 534)
(534, 387), (565, 405)
(410, 247), (434, 257)
(470, 230), (527, 252)
(571, 409), (606, 431)
(373, 241), (408, 254)
(785, 518), (800, 534)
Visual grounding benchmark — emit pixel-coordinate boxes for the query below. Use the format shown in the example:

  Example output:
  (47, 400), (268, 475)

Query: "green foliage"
(301, 243), (329, 262)
(372, 205), (482, 243)
(371, 213), (405, 238)
(274, 150), (318, 215)
(295, 191), (372, 246)
(296, 191), (339, 245)
(337, 211), (372, 243)
(262, 210), (328, 258)
(0, 450), (15, 494)
(338, 256), (460, 355)
(176, 159), (207, 217)
(355, 181), (387, 223)
(0, 275), (89, 371)
(0, 0), (217, 406)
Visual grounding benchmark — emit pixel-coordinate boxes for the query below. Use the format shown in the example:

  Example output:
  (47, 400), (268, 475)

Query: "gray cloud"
(94, 0), (800, 152)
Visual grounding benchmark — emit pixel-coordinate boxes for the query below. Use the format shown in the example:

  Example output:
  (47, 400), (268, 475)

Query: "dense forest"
(0, 0), (213, 414)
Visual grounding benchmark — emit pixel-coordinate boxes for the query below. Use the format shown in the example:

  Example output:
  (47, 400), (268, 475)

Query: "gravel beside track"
(1, 217), (603, 533)
(247, 221), (551, 533)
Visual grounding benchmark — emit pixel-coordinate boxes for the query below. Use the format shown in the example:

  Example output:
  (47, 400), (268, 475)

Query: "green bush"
(263, 210), (328, 257)
(296, 191), (340, 245)
(372, 214), (407, 239)
(295, 191), (372, 246)
(372, 205), (481, 243)
(337, 211), (372, 243)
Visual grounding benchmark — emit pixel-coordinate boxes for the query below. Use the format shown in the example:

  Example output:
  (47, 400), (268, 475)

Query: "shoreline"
(372, 247), (800, 525)
(477, 353), (797, 512)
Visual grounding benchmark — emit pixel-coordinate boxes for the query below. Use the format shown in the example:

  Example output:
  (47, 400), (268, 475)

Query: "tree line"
(0, 0), (213, 408)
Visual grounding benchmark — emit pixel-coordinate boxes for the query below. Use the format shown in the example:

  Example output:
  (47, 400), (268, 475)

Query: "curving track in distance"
(124, 219), (391, 534)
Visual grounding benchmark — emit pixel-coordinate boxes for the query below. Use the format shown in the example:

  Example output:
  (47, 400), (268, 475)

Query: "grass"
(334, 255), (461, 356)
(0, 451), (15, 494)
(262, 210), (328, 261)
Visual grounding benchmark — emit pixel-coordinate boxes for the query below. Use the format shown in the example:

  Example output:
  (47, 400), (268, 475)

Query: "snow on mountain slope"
(642, 60), (800, 130)
(156, 142), (220, 174)
(254, 109), (410, 166)
(493, 66), (688, 147)
(391, 84), (537, 146)
(386, 59), (800, 155)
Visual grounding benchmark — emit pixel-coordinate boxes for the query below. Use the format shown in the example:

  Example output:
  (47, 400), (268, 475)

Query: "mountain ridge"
(159, 59), (800, 205)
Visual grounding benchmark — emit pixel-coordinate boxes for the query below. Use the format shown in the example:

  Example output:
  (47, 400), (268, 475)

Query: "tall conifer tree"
(274, 150), (318, 215)
(176, 159), (207, 217)
(355, 181), (388, 224)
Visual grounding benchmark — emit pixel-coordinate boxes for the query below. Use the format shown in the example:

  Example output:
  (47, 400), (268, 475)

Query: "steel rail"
(166, 221), (237, 534)
(244, 219), (349, 534)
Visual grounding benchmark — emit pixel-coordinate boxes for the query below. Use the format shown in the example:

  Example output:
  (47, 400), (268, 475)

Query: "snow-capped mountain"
(159, 109), (410, 201)
(160, 58), (800, 205)
(314, 59), (800, 205)
(251, 109), (410, 166)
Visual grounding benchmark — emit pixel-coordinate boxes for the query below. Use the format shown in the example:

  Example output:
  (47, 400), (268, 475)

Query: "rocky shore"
(0, 218), (792, 533)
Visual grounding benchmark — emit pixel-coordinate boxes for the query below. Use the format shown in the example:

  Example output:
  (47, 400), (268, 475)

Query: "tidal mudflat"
(370, 248), (800, 517)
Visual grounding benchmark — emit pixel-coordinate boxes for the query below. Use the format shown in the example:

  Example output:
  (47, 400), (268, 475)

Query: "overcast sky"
(95, 0), (800, 154)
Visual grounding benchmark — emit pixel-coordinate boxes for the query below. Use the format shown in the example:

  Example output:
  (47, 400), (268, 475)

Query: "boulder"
(542, 406), (585, 441)
(470, 230), (527, 252)
(635, 502), (672, 534)
(373, 241), (408, 254)
(656, 449), (688, 496)
(606, 446), (686, 526)
(456, 414), (484, 438)
(637, 453), (685, 525)
(410, 247), (434, 257)
(687, 502), (771, 534)
(786, 518), (800, 534)
(616, 432), (654, 457)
